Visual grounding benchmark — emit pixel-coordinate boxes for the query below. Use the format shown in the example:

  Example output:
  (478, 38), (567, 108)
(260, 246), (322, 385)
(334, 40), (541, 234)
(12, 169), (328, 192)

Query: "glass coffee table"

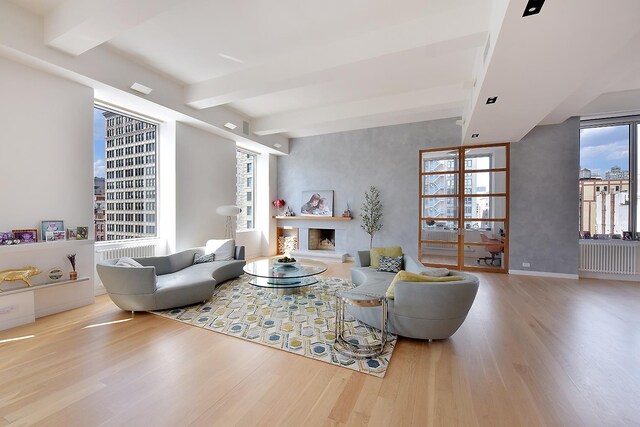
(243, 258), (327, 289)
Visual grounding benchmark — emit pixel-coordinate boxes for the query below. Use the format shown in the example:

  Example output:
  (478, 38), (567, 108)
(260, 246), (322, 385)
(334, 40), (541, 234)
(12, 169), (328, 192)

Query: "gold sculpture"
(0, 266), (42, 290)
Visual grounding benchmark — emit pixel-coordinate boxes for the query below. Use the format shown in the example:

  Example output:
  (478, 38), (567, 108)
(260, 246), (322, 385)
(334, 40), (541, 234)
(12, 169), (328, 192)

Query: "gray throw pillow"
(420, 267), (450, 277)
(115, 257), (143, 268)
(193, 253), (215, 265)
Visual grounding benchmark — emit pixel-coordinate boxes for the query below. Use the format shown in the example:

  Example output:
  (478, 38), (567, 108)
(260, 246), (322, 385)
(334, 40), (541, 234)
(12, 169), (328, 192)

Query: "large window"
(579, 120), (636, 239)
(236, 149), (256, 231)
(94, 106), (157, 241)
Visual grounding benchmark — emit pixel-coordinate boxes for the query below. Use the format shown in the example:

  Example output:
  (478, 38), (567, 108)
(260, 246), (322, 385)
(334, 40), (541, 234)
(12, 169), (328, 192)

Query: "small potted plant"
(67, 253), (77, 280)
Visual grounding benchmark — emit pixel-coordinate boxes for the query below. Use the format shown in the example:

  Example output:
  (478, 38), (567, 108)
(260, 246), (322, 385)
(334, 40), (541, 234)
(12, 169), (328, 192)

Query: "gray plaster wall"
(278, 119), (462, 258)
(509, 117), (580, 275)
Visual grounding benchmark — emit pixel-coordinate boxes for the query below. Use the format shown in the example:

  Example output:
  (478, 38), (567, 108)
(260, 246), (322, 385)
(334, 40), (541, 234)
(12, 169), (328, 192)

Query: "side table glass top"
(243, 258), (327, 288)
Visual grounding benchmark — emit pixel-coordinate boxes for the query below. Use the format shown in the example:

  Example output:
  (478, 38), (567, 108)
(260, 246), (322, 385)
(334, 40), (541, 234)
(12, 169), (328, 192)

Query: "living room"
(1, 0), (640, 425)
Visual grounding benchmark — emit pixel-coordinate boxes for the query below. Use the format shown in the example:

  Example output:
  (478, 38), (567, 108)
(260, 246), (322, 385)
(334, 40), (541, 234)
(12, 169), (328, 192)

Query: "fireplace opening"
(308, 228), (335, 251)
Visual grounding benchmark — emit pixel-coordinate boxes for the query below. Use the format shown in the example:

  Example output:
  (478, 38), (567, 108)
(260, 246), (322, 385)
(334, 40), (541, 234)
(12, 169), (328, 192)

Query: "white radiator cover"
(96, 244), (156, 262)
(579, 240), (639, 275)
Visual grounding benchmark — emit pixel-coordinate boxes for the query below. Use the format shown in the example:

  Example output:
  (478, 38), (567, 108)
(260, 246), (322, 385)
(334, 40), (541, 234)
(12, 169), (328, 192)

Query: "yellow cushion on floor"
(370, 246), (403, 269)
(386, 270), (463, 299)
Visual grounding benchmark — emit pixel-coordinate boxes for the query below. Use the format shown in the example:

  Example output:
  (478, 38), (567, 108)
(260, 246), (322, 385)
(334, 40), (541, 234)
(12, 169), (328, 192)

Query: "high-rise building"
(236, 150), (255, 231)
(103, 110), (157, 240)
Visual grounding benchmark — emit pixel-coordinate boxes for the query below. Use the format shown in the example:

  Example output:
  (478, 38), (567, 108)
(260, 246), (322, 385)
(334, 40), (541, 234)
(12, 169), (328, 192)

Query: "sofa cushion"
(386, 270), (464, 299)
(205, 239), (235, 261)
(377, 255), (403, 273)
(370, 246), (403, 269)
(116, 257), (143, 268)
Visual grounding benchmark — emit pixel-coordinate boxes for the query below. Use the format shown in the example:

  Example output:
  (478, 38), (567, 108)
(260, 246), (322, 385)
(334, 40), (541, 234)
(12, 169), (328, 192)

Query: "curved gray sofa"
(349, 251), (479, 340)
(96, 246), (245, 312)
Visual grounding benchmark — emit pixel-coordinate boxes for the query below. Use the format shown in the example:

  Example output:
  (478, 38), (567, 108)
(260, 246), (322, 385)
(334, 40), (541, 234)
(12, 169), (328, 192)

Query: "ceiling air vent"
(242, 121), (249, 135)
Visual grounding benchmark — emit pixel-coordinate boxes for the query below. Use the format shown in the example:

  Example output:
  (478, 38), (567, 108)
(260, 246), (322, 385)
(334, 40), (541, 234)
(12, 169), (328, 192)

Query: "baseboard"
(509, 269), (579, 280)
(578, 271), (640, 282)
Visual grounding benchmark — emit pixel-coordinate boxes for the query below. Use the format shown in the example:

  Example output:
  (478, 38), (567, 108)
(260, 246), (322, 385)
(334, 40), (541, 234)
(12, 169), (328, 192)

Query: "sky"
(580, 124), (630, 176)
(93, 107), (106, 178)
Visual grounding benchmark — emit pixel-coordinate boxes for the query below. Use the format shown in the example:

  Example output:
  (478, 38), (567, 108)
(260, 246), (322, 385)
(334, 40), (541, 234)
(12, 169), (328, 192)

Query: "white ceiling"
(5, 0), (640, 143)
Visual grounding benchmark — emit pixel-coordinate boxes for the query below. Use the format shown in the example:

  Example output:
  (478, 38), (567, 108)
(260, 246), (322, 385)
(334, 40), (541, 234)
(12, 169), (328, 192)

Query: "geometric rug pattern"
(152, 275), (396, 377)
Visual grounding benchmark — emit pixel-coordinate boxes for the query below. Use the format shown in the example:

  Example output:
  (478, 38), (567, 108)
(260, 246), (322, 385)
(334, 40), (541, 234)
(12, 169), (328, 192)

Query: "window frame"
(94, 103), (160, 243)
(580, 116), (637, 238)
(236, 148), (257, 231)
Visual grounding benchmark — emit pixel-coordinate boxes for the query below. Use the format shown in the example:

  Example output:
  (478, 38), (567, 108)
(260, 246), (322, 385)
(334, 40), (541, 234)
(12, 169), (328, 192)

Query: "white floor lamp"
(216, 205), (242, 239)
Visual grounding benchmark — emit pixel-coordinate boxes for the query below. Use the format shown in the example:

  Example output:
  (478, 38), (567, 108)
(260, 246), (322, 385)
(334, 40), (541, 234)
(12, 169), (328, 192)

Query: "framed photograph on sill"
(41, 220), (64, 241)
(12, 229), (38, 243)
(46, 231), (65, 241)
(300, 190), (333, 216)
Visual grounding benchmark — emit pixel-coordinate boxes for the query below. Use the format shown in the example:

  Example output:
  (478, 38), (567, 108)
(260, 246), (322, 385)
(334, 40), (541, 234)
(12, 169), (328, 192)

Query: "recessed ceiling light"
(218, 53), (244, 64)
(472, 134), (479, 138)
(224, 122), (237, 130)
(523, 0), (545, 17)
(274, 143), (283, 148)
(130, 82), (152, 95)
(486, 96), (498, 104)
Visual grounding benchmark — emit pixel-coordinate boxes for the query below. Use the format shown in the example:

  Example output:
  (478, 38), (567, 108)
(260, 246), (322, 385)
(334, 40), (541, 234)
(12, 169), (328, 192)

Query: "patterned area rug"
(153, 275), (396, 377)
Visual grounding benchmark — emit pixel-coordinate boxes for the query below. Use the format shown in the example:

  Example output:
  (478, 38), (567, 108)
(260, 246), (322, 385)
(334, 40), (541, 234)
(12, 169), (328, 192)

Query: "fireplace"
(308, 228), (335, 251)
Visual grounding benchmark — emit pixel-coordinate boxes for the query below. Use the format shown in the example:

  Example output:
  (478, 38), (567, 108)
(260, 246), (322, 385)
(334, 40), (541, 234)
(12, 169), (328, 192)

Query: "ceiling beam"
(44, 0), (187, 56)
(184, 4), (488, 109)
(462, 0), (640, 144)
(253, 85), (466, 136)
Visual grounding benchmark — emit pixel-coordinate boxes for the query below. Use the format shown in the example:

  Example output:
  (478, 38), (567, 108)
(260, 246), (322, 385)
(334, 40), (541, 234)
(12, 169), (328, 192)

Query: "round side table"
(334, 290), (388, 358)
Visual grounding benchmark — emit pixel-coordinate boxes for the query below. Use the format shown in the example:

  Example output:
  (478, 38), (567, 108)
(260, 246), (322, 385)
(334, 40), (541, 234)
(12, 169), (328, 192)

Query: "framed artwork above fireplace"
(301, 190), (333, 216)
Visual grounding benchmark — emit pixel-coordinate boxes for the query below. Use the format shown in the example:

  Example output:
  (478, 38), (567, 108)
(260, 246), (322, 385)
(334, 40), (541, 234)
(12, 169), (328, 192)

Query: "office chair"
(477, 233), (504, 266)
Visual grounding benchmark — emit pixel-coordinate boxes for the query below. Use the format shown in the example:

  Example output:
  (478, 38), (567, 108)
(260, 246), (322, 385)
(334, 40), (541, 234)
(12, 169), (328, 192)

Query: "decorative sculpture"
(0, 266), (42, 290)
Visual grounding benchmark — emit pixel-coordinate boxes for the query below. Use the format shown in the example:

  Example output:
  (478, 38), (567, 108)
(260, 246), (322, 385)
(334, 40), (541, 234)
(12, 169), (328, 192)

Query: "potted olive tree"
(360, 186), (383, 248)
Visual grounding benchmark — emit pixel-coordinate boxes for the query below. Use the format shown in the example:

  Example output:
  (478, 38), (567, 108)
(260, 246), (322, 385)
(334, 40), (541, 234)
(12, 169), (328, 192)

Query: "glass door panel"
(463, 196), (507, 221)
(462, 218), (506, 271)
(464, 146), (507, 170)
(422, 197), (458, 220)
(463, 171), (507, 195)
(421, 150), (459, 172)
(422, 173), (458, 196)
(420, 148), (460, 267)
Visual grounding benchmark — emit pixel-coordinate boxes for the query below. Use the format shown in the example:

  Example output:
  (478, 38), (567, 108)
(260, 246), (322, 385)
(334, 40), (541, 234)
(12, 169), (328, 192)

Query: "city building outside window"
(94, 106), (158, 241)
(236, 149), (256, 231)
(579, 121), (636, 239)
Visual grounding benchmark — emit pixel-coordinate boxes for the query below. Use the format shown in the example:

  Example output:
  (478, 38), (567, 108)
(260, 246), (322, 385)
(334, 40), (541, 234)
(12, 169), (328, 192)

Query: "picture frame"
(300, 190), (333, 216)
(12, 229), (38, 243)
(46, 230), (65, 241)
(580, 231), (591, 239)
(41, 220), (64, 241)
(76, 226), (88, 240)
(67, 228), (77, 240)
(623, 231), (633, 241)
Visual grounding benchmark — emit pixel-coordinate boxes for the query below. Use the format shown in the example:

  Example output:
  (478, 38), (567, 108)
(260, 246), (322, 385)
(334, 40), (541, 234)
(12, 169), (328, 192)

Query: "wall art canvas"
(301, 190), (333, 216)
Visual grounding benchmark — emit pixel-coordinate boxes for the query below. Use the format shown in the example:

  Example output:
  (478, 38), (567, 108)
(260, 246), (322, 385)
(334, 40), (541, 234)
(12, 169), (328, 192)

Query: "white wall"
(175, 122), (236, 251)
(0, 57), (95, 289)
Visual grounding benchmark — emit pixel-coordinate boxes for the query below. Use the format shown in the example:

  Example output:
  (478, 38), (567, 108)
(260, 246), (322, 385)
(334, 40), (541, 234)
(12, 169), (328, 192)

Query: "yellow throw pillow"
(386, 270), (463, 299)
(370, 246), (403, 269)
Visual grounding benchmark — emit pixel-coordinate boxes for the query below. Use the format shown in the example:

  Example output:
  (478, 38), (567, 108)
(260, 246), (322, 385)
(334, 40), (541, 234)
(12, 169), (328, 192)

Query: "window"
(94, 106), (157, 241)
(579, 121), (634, 238)
(236, 149), (256, 231)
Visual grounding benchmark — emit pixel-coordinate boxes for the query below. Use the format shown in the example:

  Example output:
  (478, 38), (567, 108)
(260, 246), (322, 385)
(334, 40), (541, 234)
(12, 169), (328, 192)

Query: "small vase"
(70, 271), (78, 280)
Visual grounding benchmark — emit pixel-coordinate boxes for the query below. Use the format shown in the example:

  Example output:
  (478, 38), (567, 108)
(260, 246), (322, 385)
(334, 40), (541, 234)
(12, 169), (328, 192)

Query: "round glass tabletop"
(243, 258), (327, 288)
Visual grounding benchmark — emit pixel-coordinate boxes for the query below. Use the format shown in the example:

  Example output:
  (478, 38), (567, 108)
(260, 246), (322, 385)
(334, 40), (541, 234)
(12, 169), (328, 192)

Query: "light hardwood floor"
(1, 263), (640, 426)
